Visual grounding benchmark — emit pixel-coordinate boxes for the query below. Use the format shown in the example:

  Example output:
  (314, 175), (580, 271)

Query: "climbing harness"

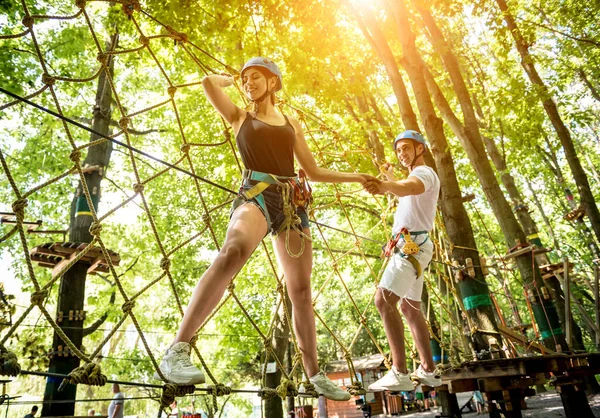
(382, 228), (428, 277)
(234, 169), (313, 258)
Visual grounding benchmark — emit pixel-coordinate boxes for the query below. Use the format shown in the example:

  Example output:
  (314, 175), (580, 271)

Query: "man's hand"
(380, 162), (393, 177)
(363, 178), (386, 195)
(380, 162), (396, 181)
(358, 173), (379, 184)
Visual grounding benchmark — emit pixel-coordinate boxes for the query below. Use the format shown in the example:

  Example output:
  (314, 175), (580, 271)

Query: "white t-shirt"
(391, 165), (440, 236)
(108, 392), (124, 418)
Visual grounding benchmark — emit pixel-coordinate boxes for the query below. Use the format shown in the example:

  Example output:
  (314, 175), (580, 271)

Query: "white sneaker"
(411, 365), (442, 387)
(153, 342), (205, 385)
(368, 366), (415, 392)
(304, 372), (351, 401)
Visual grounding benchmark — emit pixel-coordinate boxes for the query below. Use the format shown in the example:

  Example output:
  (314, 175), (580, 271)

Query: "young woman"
(156, 57), (374, 400)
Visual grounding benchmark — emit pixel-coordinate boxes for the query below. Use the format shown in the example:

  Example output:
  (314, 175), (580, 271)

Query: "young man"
(363, 130), (442, 391)
(108, 383), (124, 418)
(23, 406), (38, 418)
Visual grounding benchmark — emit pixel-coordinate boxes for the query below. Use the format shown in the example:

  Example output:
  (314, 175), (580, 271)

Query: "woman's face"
(242, 67), (275, 100)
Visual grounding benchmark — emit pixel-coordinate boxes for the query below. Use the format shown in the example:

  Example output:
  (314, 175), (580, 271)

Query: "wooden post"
(556, 383), (594, 418)
(437, 385), (462, 418)
(486, 390), (524, 418)
(564, 257), (572, 348)
(595, 262), (600, 350)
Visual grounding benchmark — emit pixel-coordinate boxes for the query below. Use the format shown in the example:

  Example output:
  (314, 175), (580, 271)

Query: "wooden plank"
(503, 245), (534, 260)
(498, 325), (558, 354)
(443, 360), (527, 380)
(447, 378), (477, 393)
(29, 242), (57, 256)
(30, 253), (62, 265)
(37, 262), (55, 269)
(50, 242), (79, 255)
(478, 376), (534, 392)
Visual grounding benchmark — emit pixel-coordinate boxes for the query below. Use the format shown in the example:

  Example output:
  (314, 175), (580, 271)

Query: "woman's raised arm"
(202, 74), (246, 128)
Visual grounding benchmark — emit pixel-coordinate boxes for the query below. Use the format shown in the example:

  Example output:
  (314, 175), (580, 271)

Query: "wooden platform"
(540, 261), (573, 280)
(502, 246), (551, 261)
(30, 241), (120, 275)
(436, 353), (600, 418)
(564, 206), (586, 221)
(442, 353), (599, 392)
(0, 211), (42, 230)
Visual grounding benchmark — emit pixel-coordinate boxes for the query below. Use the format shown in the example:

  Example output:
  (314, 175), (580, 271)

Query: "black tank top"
(236, 112), (296, 177)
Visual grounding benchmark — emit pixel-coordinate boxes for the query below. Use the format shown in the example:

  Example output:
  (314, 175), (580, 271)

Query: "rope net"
(0, 0), (563, 415)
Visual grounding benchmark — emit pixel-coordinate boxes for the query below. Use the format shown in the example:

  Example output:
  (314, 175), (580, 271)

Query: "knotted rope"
(257, 387), (278, 400)
(276, 377), (298, 399)
(160, 383), (195, 408)
(59, 362), (107, 391)
(206, 383), (231, 413)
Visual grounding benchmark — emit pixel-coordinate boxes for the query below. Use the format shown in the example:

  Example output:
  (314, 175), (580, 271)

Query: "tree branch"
(82, 291), (115, 337)
(519, 18), (600, 47)
(82, 254), (142, 336)
(578, 68), (600, 102)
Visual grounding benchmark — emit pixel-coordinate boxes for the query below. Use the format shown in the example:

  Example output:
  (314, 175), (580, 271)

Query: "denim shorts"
(231, 181), (310, 236)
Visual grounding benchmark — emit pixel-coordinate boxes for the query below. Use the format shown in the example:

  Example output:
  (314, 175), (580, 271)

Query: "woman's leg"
(273, 228), (350, 401)
(174, 203), (268, 343)
(273, 228), (317, 375)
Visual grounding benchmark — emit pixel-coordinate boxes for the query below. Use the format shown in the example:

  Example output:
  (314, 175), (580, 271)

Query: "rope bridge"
(0, 0), (563, 416)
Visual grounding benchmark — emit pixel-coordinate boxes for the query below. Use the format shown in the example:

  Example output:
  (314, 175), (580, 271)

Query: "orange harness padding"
(290, 169), (313, 208)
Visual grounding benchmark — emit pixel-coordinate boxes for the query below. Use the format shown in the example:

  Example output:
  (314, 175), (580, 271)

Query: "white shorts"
(379, 238), (433, 301)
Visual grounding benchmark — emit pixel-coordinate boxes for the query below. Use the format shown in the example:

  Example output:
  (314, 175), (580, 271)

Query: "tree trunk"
(415, 6), (566, 350)
(264, 293), (292, 418)
(42, 34), (117, 417)
(421, 285), (448, 363)
(346, 3), (419, 128)
(482, 134), (539, 243)
(525, 179), (562, 255)
(495, 0), (600, 248)
(367, 92), (395, 140)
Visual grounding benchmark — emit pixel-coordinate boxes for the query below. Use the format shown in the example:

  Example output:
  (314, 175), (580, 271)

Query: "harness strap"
(406, 255), (422, 278)
(241, 169), (291, 200)
(241, 181), (270, 200)
(239, 169), (312, 258)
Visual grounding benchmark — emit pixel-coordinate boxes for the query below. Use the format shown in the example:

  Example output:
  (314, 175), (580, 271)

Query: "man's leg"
(374, 289), (407, 373)
(400, 298), (435, 372)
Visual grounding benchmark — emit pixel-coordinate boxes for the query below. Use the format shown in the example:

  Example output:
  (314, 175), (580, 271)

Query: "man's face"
(395, 140), (417, 167)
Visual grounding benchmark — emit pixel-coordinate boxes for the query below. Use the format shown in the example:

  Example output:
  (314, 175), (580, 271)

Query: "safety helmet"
(241, 57), (283, 92)
(393, 130), (427, 150)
